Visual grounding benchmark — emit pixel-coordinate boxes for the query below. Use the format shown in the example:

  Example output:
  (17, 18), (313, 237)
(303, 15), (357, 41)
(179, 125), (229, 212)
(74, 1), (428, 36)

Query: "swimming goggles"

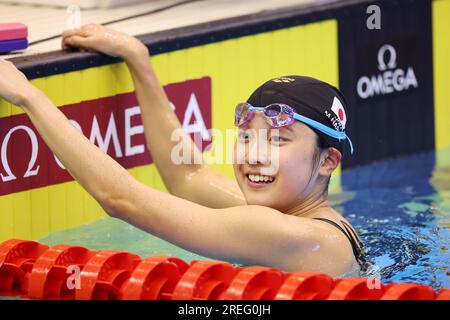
(234, 102), (354, 154)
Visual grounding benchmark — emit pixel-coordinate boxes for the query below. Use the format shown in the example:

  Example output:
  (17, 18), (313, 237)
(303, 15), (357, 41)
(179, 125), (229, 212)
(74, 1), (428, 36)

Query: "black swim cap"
(246, 75), (351, 154)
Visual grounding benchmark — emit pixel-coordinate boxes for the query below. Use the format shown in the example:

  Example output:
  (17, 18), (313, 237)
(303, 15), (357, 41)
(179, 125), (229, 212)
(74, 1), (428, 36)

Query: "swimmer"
(0, 24), (366, 276)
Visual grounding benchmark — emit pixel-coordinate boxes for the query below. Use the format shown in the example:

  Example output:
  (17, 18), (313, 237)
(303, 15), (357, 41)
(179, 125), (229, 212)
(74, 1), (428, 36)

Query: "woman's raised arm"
(61, 24), (245, 208)
(0, 58), (131, 210)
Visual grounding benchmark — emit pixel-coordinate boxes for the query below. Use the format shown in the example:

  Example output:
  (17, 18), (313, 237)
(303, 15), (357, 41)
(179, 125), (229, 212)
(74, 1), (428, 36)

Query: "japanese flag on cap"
(331, 96), (347, 130)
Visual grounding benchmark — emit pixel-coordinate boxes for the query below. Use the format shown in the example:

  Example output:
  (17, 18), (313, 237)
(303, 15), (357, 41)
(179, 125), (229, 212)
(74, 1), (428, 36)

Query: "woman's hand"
(61, 23), (148, 60)
(0, 59), (40, 107)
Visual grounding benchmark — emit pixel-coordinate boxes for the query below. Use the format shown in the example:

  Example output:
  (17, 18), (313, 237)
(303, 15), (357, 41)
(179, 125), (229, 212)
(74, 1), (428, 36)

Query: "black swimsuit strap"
(313, 218), (367, 270)
(341, 220), (363, 247)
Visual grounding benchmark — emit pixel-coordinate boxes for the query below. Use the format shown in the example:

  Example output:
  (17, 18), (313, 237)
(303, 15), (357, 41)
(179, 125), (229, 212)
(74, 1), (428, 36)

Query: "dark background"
(339, 0), (435, 169)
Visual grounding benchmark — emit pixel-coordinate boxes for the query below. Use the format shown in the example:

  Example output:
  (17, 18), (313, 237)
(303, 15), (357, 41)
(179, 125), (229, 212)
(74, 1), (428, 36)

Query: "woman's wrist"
(123, 47), (161, 89)
(121, 40), (149, 63)
(21, 87), (46, 111)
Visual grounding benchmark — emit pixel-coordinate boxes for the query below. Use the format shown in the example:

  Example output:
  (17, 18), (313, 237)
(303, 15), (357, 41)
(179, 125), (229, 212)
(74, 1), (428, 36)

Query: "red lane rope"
(0, 239), (448, 300)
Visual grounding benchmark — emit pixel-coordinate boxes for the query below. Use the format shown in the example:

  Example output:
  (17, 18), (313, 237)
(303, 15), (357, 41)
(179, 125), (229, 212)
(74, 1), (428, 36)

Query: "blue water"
(39, 148), (450, 290)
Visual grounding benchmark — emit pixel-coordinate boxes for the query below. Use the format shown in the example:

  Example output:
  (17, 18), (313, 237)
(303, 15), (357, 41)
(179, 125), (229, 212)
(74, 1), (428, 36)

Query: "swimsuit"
(313, 218), (368, 271)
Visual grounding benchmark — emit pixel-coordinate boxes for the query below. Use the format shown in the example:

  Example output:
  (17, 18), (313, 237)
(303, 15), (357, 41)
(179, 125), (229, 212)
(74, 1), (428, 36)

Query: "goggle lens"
(235, 103), (255, 127)
(235, 103), (295, 128)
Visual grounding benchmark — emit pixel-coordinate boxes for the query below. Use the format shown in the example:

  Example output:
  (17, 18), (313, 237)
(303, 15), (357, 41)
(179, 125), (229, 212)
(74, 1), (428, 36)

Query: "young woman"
(0, 24), (365, 276)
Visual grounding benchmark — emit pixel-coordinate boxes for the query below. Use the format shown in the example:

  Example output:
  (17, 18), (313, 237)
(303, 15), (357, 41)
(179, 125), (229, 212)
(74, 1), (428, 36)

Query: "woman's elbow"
(99, 173), (138, 218)
(99, 193), (121, 218)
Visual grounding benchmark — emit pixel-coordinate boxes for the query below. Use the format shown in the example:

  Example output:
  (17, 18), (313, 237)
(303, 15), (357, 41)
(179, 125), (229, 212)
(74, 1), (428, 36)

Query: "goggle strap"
(293, 113), (346, 139)
(346, 134), (354, 154)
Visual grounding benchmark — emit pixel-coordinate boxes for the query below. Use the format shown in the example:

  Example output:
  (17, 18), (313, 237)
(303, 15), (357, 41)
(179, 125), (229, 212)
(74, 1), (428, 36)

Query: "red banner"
(0, 77), (211, 196)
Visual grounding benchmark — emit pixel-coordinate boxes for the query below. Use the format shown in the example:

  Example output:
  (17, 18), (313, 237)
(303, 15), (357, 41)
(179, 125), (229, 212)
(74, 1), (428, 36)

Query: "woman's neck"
(284, 191), (330, 218)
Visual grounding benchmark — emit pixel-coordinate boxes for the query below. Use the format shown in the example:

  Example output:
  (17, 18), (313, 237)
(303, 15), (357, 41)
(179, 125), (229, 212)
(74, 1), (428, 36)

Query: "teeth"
(248, 174), (274, 183)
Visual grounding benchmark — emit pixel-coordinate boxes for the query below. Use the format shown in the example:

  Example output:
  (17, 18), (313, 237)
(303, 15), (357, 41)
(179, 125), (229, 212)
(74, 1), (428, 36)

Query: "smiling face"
(233, 112), (329, 213)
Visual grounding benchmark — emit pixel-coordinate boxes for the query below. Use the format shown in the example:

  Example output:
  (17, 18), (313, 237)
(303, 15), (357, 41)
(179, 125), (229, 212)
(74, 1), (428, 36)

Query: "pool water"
(39, 148), (450, 290)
